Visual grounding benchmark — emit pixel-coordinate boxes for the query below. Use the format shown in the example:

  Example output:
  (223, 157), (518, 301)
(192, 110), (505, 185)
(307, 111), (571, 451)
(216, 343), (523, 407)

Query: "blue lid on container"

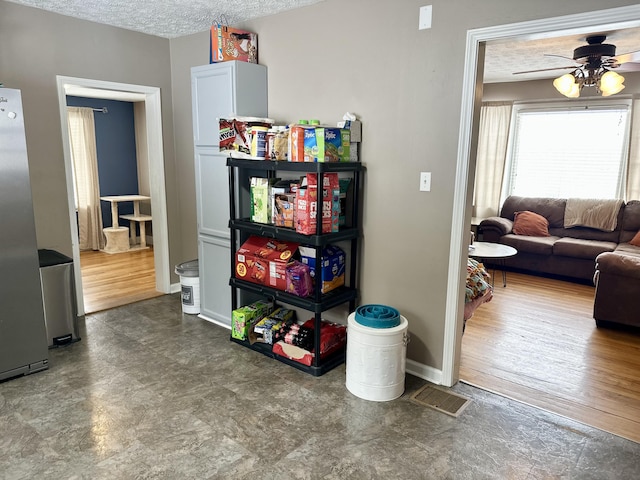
(354, 304), (401, 328)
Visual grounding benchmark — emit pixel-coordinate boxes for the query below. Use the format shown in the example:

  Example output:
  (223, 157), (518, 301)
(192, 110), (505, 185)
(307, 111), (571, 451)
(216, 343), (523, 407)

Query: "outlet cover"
(419, 5), (432, 30)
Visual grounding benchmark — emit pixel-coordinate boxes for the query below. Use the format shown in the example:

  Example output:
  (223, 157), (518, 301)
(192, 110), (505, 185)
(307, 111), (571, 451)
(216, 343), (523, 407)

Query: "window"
(503, 101), (631, 200)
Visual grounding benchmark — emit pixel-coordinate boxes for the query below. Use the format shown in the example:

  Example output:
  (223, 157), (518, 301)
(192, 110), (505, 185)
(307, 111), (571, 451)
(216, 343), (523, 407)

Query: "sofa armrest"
(595, 252), (640, 281)
(479, 216), (513, 237)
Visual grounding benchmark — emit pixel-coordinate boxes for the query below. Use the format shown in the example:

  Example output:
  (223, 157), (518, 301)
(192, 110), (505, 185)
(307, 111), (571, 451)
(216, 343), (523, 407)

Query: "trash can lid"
(38, 249), (73, 267)
(354, 304), (401, 328)
(175, 259), (199, 277)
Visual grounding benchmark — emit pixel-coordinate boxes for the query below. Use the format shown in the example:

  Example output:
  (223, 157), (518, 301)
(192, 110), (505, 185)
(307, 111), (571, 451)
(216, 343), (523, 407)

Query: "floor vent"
(410, 384), (472, 417)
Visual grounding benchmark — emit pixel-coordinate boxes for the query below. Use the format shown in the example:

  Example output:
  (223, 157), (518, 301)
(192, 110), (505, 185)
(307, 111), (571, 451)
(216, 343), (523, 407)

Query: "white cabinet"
(191, 61), (267, 327)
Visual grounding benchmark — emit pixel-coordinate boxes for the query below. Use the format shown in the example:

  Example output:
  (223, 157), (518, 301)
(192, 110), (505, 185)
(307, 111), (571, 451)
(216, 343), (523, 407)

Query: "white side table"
(469, 241), (517, 287)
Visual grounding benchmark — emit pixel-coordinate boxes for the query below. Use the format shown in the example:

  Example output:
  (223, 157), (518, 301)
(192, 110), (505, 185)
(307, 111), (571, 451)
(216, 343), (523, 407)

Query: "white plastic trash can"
(175, 259), (200, 314)
(346, 304), (409, 402)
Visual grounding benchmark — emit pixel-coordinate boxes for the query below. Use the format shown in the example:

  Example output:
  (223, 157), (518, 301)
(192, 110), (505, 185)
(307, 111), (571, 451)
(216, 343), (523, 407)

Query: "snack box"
(299, 245), (345, 294)
(316, 127), (350, 162)
(251, 307), (296, 344)
(251, 177), (279, 224)
(231, 299), (273, 341)
(210, 25), (258, 64)
(235, 235), (298, 290)
(295, 173), (339, 234)
(272, 193), (296, 228)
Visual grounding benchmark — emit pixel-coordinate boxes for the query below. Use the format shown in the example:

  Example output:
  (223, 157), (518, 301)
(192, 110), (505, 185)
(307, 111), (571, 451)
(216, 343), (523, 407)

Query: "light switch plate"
(420, 172), (431, 192)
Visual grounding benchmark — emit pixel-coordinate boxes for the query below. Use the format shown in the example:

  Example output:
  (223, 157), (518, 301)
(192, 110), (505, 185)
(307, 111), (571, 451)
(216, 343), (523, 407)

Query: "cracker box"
(235, 236), (298, 290)
(210, 25), (258, 64)
(231, 299), (273, 341)
(316, 127), (350, 162)
(299, 245), (346, 293)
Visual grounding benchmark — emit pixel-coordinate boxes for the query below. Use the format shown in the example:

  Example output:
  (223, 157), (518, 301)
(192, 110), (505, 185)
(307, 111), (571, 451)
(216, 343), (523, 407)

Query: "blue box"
(298, 245), (345, 293)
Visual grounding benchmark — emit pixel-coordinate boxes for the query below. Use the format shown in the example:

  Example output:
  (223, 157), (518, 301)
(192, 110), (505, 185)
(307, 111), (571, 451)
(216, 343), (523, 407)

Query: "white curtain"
(67, 107), (105, 250)
(626, 99), (640, 201)
(473, 102), (513, 218)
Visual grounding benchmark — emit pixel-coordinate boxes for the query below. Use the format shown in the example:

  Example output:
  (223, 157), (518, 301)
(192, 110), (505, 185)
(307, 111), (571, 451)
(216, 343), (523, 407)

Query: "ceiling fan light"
(553, 73), (579, 97)
(599, 70), (625, 96)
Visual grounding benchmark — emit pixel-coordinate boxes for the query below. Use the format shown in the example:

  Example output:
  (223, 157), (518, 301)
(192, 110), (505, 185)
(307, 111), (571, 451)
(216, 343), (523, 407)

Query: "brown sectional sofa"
(478, 196), (640, 329)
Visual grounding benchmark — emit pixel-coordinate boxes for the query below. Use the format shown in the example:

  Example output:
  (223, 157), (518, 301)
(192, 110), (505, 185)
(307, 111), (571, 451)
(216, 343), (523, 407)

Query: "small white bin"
(346, 305), (409, 402)
(175, 259), (200, 314)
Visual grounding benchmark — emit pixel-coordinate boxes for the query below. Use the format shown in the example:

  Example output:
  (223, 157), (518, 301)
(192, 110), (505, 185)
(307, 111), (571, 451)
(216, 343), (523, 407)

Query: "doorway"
(443, 4), (640, 386)
(56, 76), (171, 316)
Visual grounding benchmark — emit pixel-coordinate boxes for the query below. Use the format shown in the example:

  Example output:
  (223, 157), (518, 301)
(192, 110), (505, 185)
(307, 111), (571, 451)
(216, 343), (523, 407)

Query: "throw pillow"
(630, 230), (640, 247)
(512, 210), (550, 237)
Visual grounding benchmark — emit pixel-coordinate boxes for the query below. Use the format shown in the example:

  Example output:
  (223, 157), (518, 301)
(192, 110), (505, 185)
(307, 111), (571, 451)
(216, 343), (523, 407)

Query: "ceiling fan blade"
(544, 53), (576, 61)
(513, 65), (577, 75)
(613, 50), (640, 64)
(613, 62), (640, 72)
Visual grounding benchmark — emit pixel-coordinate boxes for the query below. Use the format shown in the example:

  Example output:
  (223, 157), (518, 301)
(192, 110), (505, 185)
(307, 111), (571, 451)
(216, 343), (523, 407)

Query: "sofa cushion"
(500, 196), (566, 228)
(501, 234), (559, 255)
(553, 237), (617, 260)
(614, 243), (640, 257)
(629, 230), (640, 247)
(620, 200), (640, 243)
(513, 211), (550, 236)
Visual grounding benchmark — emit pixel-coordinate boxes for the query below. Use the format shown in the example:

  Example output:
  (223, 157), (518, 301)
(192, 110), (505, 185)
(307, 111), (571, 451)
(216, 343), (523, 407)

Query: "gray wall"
(169, 0), (639, 370)
(0, 1), (178, 266)
(3, 0), (638, 372)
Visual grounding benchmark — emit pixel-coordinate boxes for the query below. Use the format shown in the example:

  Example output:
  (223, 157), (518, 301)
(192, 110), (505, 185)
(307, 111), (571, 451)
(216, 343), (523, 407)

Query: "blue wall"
(66, 96), (139, 227)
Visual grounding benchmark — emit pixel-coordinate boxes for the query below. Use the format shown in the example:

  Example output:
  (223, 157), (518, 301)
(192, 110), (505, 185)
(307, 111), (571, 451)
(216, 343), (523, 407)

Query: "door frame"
(442, 4), (640, 386)
(56, 76), (171, 315)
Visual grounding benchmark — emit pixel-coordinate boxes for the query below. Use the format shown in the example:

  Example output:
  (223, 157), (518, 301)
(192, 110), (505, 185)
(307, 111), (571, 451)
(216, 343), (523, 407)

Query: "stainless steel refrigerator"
(0, 88), (49, 381)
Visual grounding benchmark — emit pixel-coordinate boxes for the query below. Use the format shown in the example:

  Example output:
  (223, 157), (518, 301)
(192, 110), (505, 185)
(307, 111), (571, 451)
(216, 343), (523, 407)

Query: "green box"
(316, 127), (350, 162)
(231, 300), (274, 341)
(251, 177), (278, 223)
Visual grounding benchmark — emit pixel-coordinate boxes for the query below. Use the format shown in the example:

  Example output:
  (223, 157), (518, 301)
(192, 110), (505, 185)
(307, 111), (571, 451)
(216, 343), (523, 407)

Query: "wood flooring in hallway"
(79, 248), (162, 314)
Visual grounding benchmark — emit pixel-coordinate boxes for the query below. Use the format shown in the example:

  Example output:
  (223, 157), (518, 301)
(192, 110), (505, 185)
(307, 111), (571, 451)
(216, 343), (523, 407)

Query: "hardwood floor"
(79, 248), (162, 314)
(460, 270), (640, 444)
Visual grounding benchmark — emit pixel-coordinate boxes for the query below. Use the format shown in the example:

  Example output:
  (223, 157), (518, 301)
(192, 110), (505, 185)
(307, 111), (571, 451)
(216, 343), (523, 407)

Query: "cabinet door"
(198, 235), (232, 328)
(191, 62), (268, 148)
(195, 150), (229, 238)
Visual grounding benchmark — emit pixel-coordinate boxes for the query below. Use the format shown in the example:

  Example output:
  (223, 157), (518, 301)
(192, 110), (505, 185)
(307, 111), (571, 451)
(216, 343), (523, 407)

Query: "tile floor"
(1, 294), (639, 479)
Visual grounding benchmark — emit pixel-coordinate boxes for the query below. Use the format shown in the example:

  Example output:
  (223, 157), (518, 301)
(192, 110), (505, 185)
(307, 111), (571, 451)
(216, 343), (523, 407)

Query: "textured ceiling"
(7, 1), (640, 84)
(484, 28), (640, 83)
(6, 0), (325, 38)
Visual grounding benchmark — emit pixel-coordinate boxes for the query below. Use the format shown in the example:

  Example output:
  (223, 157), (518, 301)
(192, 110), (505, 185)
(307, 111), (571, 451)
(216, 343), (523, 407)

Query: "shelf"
(227, 158), (363, 173)
(229, 219), (359, 245)
(229, 336), (346, 376)
(230, 278), (357, 313)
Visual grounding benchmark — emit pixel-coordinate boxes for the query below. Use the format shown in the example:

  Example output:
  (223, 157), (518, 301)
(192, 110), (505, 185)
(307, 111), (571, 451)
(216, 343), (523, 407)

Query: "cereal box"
(235, 236), (298, 290)
(210, 25), (258, 64)
(316, 128), (350, 162)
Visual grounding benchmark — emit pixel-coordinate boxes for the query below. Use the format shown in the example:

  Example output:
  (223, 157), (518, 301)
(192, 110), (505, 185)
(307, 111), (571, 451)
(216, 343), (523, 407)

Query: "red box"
(235, 236), (298, 290)
(295, 174), (339, 234)
(210, 25), (258, 64)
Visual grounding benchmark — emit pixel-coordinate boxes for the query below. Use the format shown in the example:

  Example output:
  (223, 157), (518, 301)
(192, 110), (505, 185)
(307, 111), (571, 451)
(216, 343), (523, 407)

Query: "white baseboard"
(170, 282), (181, 294)
(406, 359), (443, 385)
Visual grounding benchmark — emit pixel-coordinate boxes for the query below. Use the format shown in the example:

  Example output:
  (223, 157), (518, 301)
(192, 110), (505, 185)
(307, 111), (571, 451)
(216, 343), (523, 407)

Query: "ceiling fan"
(514, 34), (640, 97)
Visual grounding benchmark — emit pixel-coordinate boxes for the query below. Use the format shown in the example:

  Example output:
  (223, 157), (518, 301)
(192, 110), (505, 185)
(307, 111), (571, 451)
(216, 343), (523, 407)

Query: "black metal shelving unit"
(227, 158), (364, 376)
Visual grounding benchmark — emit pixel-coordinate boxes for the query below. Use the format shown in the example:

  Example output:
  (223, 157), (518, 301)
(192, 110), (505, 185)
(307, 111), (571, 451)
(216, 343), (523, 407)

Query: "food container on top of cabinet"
(210, 25), (258, 64)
